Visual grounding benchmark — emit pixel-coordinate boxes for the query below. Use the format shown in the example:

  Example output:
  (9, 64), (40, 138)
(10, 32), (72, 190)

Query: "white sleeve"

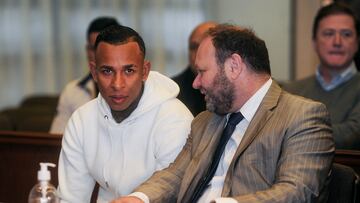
(57, 113), (95, 202)
(128, 192), (150, 203)
(212, 197), (238, 203)
(153, 100), (193, 170)
(50, 85), (74, 134)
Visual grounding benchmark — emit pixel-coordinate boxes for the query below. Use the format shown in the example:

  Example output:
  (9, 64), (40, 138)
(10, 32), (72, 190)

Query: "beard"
(203, 69), (235, 115)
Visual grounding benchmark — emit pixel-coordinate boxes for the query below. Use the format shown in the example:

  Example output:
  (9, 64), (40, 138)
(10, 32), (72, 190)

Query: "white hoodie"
(58, 71), (193, 202)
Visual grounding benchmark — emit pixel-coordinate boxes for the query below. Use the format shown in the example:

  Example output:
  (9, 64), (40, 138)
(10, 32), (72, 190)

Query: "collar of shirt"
(315, 61), (357, 91)
(225, 78), (273, 150)
(228, 78), (273, 124)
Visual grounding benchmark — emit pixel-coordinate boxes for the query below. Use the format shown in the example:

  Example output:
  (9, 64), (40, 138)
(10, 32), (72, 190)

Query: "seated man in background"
(112, 24), (334, 203)
(284, 2), (360, 149)
(172, 21), (217, 116)
(57, 25), (193, 202)
(50, 16), (120, 134)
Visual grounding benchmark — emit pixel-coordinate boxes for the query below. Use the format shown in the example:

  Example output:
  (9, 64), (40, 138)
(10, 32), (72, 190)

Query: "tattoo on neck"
(111, 84), (144, 123)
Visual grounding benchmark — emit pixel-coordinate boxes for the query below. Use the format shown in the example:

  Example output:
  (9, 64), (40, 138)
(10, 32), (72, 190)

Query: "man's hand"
(110, 196), (144, 203)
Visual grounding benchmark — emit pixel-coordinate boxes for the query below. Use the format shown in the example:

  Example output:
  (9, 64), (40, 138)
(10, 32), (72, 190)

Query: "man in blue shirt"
(284, 2), (360, 149)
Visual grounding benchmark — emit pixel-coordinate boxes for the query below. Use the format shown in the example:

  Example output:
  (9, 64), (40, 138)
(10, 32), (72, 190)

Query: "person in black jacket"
(172, 22), (217, 116)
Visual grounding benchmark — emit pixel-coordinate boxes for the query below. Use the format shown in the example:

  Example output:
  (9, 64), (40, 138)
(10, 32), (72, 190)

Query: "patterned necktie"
(189, 112), (244, 203)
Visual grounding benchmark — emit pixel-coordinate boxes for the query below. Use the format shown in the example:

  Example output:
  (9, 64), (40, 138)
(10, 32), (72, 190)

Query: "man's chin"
(325, 60), (352, 70)
(206, 104), (227, 115)
(109, 105), (128, 112)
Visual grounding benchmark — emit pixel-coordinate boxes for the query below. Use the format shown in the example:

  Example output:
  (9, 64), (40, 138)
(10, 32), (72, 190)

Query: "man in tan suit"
(112, 24), (335, 203)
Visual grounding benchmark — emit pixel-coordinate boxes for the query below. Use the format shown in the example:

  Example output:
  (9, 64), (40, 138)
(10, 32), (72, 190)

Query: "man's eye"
(101, 68), (113, 75)
(341, 30), (353, 38)
(322, 31), (334, 37)
(125, 68), (135, 74)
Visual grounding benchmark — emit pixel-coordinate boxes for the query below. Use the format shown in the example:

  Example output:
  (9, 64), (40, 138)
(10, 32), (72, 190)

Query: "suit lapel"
(222, 81), (282, 196)
(195, 114), (226, 157)
(178, 113), (227, 202)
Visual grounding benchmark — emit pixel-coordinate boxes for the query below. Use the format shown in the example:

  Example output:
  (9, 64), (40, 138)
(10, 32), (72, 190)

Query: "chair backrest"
(0, 113), (13, 130)
(334, 150), (360, 175)
(327, 163), (359, 203)
(0, 106), (57, 132)
(20, 95), (59, 109)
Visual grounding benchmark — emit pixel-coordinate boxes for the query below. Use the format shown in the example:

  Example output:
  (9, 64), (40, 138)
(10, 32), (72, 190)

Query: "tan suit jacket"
(135, 82), (335, 203)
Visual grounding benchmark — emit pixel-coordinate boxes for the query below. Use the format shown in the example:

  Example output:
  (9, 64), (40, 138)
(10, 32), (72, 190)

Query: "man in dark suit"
(172, 22), (217, 116)
(112, 24), (334, 203)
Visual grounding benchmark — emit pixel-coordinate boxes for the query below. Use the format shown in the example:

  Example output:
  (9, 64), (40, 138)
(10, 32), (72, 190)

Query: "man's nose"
(192, 74), (200, 89)
(111, 73), (125, 89)
(333, 32), (342, 47)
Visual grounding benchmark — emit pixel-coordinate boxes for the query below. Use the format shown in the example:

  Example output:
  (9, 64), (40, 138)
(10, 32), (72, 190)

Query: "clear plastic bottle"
(28, 162), (60, 203)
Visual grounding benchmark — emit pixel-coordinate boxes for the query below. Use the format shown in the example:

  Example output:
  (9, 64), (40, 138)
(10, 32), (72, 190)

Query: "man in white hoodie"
(57, 25), (193, 202)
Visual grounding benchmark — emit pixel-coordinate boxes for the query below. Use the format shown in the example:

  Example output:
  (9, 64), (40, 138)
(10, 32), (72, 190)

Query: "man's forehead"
(195, 37), (214, 66)
(95, 41), (142, 54)
(320, 14), (356, 27)
(198, 37), (212, 49)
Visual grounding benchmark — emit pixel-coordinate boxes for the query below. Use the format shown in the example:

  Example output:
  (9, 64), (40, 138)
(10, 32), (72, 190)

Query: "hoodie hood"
(97, 71), (180, 123)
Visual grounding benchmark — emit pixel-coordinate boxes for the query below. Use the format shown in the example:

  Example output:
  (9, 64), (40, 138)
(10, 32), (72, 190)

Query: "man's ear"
(225, 53), (243, 80)
(142, 60), (151, 81)
(89, 61), (98, 83)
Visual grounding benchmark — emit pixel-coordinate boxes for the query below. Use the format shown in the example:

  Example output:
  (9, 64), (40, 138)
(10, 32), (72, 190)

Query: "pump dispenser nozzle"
(38, 162), (56, 181)
(29, 162), (59, 203)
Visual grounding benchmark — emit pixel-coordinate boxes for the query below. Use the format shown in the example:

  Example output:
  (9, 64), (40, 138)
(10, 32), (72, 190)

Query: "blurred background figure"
(50, 17), (120, 134)
(172, 21), (217, 116)
(284, 2), (360, 149)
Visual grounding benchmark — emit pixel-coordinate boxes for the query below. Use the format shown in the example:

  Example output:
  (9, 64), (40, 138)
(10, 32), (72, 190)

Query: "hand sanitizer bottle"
(28, 162), (60, 203)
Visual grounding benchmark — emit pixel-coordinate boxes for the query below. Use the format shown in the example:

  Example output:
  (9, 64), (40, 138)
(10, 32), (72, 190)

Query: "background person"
(50, 16), (120, 134)
(284, 2), (360, 149)
(172, 21), (217, 116)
